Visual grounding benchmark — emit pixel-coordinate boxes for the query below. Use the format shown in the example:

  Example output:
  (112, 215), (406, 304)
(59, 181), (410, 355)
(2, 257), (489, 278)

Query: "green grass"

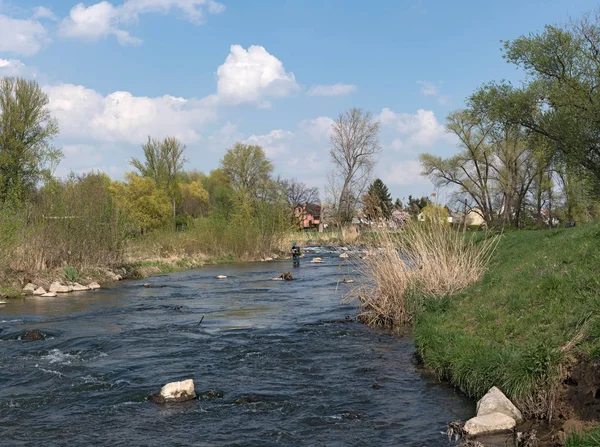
(565, 426), (600, 446)
(414, 223), (600, 418)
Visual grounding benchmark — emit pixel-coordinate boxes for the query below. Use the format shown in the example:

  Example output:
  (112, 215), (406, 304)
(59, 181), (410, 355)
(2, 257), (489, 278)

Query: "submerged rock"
(88, 282), (101, 290)
(149, 379), (197, 403)
(273, 272), (293, 281)
(476, 386), (523, 424)
(464, 412), (516, 436)
(33, 287), (46, 296)
(143, 283), (166, 288)
(49, 282), (70, 293)
(21, 329), (44, 341)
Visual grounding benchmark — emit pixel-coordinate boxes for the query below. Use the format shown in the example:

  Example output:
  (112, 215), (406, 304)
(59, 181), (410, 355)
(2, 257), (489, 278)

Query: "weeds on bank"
(347, 221), (499, 328)
(565, 426), (600, 447)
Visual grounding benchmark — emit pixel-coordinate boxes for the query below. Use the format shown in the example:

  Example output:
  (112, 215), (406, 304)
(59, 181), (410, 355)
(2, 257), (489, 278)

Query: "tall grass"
(565, 427), (600, 447)
(348, 221), (499, 329)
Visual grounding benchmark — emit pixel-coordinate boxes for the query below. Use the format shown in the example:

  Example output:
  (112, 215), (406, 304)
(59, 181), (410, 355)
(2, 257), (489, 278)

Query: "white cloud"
(307, 83), (357, 97)
(0, 58), (26, 76)
(382, 160), (429, 186)
(416, 80), (439, 96)
(379, 108), (452, 150)
(0, 14), (48, 56)
(300, 116), (334, 141)
(244, 129), (294, 157)
(208, 121), (243, 152)
(216, 45), (300, 104)
(33, 6), (58, 21)
(45, 83), (218, 145)
(59, 0), (224, 45)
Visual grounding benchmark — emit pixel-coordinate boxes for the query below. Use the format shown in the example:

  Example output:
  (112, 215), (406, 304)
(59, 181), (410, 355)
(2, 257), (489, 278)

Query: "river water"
(0, 249), (474, 446)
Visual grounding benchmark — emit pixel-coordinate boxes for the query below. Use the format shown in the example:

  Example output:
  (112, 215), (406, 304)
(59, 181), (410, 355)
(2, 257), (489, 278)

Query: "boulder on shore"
(71, 283), (90, 292)
(464, 412), (516, 436)
(476, 386), (523, 424)
(33, 287), (47, 296)
(49, 282), (70, 293)
(149, 379), (197, 403)
(88, 282), (101, 290)
(23, 283), (37, 293)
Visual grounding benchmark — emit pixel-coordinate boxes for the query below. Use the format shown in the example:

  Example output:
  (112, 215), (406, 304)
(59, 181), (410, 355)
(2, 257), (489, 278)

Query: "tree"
(0, 77), (61, 206)
(364, 178), (393, 220)
(329, 108), (381, 224)
(130, 136), (187, 221)
(280, 178), (319, 208)
(179, 180), (209, 218)
(220, 143), (274, 198)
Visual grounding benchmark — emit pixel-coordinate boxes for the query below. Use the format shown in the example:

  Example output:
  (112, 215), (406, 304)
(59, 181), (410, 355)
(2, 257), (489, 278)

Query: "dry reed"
(347, 221), (499, 330)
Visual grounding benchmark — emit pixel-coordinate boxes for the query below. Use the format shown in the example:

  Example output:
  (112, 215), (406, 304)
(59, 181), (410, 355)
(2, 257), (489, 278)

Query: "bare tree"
(329, 108), (381, 224)
(280, 178), (319, 207)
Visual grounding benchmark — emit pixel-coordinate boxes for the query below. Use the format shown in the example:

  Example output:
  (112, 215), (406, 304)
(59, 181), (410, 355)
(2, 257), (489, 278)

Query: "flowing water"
(0, 249), (475, 446)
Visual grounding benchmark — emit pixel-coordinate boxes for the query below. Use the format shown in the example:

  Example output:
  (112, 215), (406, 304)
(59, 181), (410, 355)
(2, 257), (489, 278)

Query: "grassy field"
(413, 223), (600, 420)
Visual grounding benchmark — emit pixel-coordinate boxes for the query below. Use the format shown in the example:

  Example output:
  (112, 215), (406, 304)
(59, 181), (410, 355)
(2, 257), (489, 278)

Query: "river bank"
(412, 223), (600, 444)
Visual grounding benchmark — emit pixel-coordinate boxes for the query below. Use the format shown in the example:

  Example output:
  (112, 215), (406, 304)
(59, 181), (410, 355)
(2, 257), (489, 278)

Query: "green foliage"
(420, 203), (449, 223)
(63, 265), (79, 282)
(220, 143), (274, 198)
(0, 77), (61, 207)
(363, 178), (393, 220)
(414, 223), (600, 418)
(565, 426), (600, 447)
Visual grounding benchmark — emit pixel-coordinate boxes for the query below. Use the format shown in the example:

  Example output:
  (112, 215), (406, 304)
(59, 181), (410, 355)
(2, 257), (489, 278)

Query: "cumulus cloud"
(0, 14), (48, 56)
(59, 0), (225, 45)
(244, 129), (294, 157)
(379, 108), (452, 150)
(307, 83), (356, 97)
(216, 45), (300, 104)
(0, 58), (26, 76)
(299, 116), (334, 141)
(382, 160), (429, 186)
(208, 121), (243, 152)
(45, 83), (218, 145)
(33, 6), (58, 21)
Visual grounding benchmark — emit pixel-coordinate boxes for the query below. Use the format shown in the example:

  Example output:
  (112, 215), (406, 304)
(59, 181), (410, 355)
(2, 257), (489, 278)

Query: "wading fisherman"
(291, 242), (301, 265)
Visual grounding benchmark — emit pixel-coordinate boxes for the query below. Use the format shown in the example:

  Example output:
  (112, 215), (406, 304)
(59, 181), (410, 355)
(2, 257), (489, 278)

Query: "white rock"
(88, 282), (101, 290)
(264, 257), (274, 262)
(476, 386), (524, 424)
(71, 283), (90, 292)
(339, 253), (349, 258)
(115, 274), (123, 281)
(272, 254), (279, 260)
(272, 277), (284, 281)
(0, 300), (7, 304)
(33, 287), (46, 295)
(311, 257), (324, 264)
(464, 412), (516, 436)
(23, 283), (37, 293)
(49, 282), (70, 293)
(155, 379), (196, 403)
(216, 275), (227, 279)
(41, 292), (58, 297)
(341, 247), (349, 251)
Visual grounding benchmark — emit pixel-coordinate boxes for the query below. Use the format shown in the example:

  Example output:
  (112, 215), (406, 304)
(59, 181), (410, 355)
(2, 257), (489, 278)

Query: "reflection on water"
(0, 250), (474, 446)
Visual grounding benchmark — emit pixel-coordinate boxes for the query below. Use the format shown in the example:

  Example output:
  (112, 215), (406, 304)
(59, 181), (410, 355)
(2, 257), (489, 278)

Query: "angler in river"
(291, 242), (301, 267)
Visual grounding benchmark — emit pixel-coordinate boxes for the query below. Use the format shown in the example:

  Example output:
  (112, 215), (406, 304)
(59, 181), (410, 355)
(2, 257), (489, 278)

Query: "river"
(0, 248), (474, 446)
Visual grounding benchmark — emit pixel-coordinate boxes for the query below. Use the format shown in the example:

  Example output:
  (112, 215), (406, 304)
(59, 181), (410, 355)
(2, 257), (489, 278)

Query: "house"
(449, 208), (486, 227)
(295, 203), (321, 230)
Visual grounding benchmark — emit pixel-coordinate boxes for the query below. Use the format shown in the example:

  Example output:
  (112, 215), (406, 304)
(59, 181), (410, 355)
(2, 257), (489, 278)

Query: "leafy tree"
(0, 77), (61, 206)
(421, 203), (450, 224)
(130, 136), (187, 220)
(220, 143), (273, 198)
(329, 108), (381, 224)
(179, 180), (209, 218)
(109, 173), (171, 233)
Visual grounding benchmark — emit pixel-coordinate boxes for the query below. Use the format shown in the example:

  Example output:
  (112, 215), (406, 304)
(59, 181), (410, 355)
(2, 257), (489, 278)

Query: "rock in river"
(216, 275), (227, 279)
(464, 412), (516, 437)
(23, 283), (37, 294)
(33, 287), (47, 296)
(21, 330), (44, 341)
(49, 282), (70, 293)
(88, 282), (101, 290)
(149, 379), (197, 403)
(71, 283), (90, 292)
(41, 292), (58, 297)
(476, 386), (523, 424)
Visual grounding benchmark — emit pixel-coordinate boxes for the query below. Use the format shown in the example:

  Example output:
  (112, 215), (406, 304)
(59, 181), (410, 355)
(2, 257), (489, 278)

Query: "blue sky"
(0, 0), (597, 204)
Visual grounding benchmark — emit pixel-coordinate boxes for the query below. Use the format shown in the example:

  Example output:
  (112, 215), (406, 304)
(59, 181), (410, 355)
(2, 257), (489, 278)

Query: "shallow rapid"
(0, 249), (473, 446)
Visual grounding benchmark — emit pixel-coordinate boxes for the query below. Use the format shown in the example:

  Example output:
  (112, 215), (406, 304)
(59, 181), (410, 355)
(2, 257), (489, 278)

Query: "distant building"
(295, 203), (321, 230)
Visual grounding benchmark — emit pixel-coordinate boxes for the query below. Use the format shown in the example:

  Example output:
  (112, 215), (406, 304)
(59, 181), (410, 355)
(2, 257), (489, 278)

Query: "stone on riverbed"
(339, 252), (349, 258)
(88, 282), (101, 290)
(464, 412), (516, 436)
(33, 287), (47, 295)
(476, 386), (523, 424)
(23, 283), (37, 293)
(273, 272), (293, 281)
(49, 282), (70, 293)
(311, 257), (323, 264)
(149, 379), (197, 403)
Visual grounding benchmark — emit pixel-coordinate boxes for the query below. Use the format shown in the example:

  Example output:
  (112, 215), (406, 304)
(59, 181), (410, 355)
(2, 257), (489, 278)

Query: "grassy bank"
(413, 223), (600, 420)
